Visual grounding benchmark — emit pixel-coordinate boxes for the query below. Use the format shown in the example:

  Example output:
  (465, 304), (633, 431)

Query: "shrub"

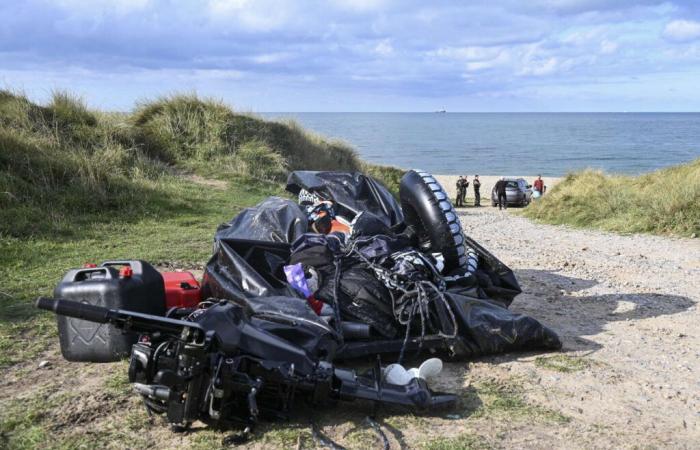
(231, 140), (288, 181)
(524, 159), (700, 236)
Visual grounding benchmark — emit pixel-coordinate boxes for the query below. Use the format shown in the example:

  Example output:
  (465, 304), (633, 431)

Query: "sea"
(261, 113), (700, 176)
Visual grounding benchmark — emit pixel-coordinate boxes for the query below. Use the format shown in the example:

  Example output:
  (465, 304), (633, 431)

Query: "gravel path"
(441, 196), (700, 448)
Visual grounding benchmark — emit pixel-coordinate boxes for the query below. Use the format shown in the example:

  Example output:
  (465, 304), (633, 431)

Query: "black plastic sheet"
(286, 171), (404, 227)
(446, 291), (562, 357)
(201, 239), (296, 300)
(215, 197), (307, 244)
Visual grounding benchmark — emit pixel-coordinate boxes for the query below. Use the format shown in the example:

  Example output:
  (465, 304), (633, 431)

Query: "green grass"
(468, 379), (570, 424)
(534, 354), (593, 373)
(523, 159), (700, 237)
(420, 433), (491, 450)
(0, 380), (155, 450)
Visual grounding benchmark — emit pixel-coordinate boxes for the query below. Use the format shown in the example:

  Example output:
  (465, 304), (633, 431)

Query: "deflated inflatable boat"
(37, 169), (560, 441)
(206, 169), (560, 360)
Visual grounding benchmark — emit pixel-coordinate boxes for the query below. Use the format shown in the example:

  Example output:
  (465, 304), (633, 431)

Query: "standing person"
(461, 176), (469, 206)
(455, 176), (465, 207)
(495, 176), (507, 210)
(473, 175), (481, 206)
(533, 175), (545, 196)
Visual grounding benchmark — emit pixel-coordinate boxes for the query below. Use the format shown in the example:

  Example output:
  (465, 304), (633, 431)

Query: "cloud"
(430, 46), (503, 61)
(509, 0), (667, 16)
(600, 39), (619, 54)
(1, 0), (700, 111)
(251, 52), (293, 64)
(207, 0), (293, 31)
(663, 19), (700, 42)
(53, 0), (151, 14)
(374, 39), (394, 56)
(330, 0), (389, 13)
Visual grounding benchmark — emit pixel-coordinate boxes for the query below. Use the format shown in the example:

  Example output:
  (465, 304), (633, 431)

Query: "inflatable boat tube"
(399, 170), (467, 272)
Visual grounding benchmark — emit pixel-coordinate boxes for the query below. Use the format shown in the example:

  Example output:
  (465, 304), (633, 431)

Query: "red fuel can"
(161, 272), (201, 309)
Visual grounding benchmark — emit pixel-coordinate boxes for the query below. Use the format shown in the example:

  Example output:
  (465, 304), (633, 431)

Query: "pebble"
(38, 360), (51, 369)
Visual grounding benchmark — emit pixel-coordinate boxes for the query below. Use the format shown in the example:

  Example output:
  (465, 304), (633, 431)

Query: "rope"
(342, 241), (459, 363)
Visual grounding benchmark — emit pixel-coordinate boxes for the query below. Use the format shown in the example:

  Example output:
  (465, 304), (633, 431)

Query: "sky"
(1, 0), (700, 111)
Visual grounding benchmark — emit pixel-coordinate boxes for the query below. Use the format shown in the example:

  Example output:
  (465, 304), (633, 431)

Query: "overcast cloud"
(1, 0), (699, 111)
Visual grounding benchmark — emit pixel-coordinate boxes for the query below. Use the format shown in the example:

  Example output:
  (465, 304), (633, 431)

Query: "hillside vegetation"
(0, 90), (402, 238)
(524, 159), (700, 237)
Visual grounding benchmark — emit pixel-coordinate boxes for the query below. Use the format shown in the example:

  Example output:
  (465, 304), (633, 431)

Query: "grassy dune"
(524, 159), (700, 237)
(0, 91), (402, 239)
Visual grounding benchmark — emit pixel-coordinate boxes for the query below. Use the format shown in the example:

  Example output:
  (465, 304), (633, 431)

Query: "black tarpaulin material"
(463, 235), (522, 306)
(446, 291), (562, 357)
(201, 239), (297, 300)
(286, 171), (404, 227)
(215, 197), (308, 244)
(245, 295), (340, 361)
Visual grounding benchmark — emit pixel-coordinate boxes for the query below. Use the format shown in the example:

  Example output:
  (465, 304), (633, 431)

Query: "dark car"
(491, 177), (532, 207)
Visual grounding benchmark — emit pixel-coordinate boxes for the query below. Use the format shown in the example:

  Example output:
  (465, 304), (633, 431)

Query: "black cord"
(331, 257), (345, 344)
(311, 420), (347, 450)
(365, 416), (391, 450)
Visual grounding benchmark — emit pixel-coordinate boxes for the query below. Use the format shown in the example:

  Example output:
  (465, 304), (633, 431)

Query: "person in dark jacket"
(455, 176), (465, 207)
(473, 175), (481, 206)
(494, 176), (507, 210)
(461, 176), (469, 206)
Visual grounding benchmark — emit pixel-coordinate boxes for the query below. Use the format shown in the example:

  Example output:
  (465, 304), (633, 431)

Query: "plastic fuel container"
(53, 260), (165, 362)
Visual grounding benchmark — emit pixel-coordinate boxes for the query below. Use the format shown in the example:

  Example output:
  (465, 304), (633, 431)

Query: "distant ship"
(435, 109), (446, 113)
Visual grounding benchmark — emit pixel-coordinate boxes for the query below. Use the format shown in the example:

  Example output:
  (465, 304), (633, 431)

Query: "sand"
(435, 174), (562, 205)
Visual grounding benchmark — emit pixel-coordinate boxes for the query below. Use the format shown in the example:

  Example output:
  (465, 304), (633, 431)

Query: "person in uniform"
(460, 176), (469, 206)
(473, 175), (481, 206)
(455, 176), (465, 207)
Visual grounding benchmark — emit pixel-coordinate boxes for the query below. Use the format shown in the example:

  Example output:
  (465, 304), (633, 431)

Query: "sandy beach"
(435, 174), (563, 205)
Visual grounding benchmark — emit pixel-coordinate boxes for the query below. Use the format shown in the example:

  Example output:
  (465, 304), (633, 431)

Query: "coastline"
(434, 174), (563, 202)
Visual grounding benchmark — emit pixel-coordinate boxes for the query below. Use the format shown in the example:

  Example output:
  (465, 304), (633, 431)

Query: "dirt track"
(2, 197), (699, 449)
(437, 202), (700, 448)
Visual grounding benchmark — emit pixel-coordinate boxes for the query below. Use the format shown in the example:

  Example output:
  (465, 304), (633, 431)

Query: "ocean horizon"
(262, 112), (700, 176)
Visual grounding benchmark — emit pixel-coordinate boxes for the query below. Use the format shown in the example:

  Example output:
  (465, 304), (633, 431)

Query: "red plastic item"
(306, 294), (324, 315)
(119, 266), (133, 278)
(161, 272), (201, 309)
(83, 263), (98, 268)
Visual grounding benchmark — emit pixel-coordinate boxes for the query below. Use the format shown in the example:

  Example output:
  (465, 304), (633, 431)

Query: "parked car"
(491, 177), (533, 207)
